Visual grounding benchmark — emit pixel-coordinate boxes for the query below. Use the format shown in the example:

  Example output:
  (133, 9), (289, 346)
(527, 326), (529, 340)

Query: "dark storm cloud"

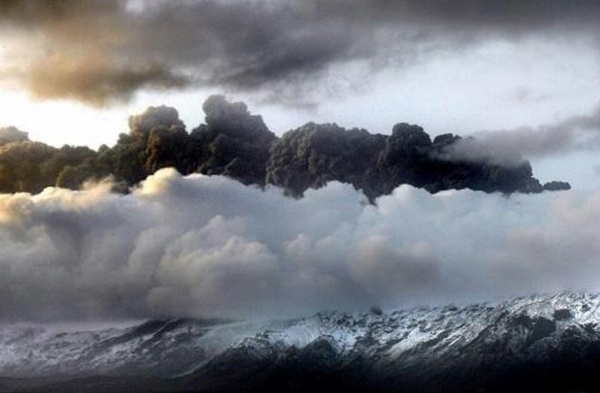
(369, 0), (600, 33)
(22, 56), (189, 106)
(0, 0), (190, 105)
(0, 0), (121, 24)
(2, 0), (600, 105)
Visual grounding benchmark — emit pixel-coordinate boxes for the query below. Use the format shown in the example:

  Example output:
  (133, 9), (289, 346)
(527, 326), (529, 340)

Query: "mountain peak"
(3, 292), (600, 392)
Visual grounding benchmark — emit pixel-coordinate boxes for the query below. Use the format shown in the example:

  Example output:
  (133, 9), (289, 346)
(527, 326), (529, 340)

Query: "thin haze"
(439, 106), (600, 166)
(1, 170), (600, 322)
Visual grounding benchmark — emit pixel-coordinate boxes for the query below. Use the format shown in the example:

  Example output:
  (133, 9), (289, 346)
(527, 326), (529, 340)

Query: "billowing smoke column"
(0, 127), (96, 194)
(0, 169), (597, 322)
(267, 122), (568, 201)
(0, 95), (569, 199)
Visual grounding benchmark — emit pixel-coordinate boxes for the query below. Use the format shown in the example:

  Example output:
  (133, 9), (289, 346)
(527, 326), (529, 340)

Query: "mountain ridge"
(2, 292), (600, 392)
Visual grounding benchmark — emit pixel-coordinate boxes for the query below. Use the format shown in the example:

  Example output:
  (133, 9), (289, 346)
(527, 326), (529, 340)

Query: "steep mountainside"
(2, 293), (600, 392)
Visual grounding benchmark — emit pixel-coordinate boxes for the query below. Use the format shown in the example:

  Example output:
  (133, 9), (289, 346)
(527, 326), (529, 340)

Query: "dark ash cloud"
(0, 95), (557, 198)
(2, 0), (600, 105)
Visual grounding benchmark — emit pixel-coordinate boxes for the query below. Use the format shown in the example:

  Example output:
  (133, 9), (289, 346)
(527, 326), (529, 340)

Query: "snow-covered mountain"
(3, 292), (600, 392)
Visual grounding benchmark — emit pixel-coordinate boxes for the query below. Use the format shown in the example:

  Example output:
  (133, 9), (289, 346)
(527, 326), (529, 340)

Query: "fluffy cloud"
(0, 169), (598, 322)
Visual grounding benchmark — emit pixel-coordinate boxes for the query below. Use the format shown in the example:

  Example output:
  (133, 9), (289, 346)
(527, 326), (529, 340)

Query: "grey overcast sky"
(1, 0), (599, 189)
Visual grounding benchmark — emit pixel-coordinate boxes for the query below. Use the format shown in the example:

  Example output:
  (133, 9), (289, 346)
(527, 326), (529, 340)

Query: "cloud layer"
(0, 169), (599, 322)
(2, 0), (600, 105)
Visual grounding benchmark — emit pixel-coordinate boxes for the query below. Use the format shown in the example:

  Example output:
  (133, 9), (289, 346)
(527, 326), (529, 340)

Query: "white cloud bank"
(0, 169), (599, 321)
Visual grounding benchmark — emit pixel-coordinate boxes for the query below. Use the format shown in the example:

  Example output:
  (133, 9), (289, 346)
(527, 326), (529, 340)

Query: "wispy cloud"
(441, 106), (600, 165)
